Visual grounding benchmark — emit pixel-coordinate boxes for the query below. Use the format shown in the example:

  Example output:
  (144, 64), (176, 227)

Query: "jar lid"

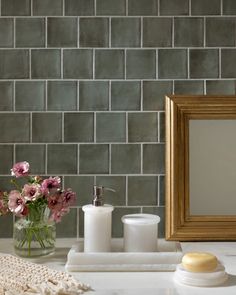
(121, 214), (160, 225)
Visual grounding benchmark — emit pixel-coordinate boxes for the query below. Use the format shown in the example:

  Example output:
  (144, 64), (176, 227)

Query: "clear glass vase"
(13, 205), (56, 257)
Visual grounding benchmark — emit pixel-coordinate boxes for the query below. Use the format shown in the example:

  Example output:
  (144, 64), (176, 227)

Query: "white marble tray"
(65, 239), (183, 272)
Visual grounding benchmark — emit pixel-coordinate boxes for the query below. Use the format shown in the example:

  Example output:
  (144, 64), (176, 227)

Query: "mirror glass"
(189, 119), (236, 215)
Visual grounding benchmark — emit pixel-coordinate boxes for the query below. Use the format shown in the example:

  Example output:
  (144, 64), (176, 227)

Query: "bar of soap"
(182, 252), (218, 272)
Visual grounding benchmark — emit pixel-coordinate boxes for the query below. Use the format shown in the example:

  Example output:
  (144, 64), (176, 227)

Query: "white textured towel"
(0, 254), (90, 295)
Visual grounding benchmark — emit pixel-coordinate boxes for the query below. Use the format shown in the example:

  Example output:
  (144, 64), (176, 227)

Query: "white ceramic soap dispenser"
(82, 185), (114, 252)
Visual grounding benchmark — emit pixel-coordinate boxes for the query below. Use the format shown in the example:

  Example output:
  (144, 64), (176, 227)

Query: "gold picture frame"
(165, 95), (236, 241)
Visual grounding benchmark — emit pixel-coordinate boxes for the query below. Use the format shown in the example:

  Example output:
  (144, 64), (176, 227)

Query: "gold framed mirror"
(165, 95), (236, 241)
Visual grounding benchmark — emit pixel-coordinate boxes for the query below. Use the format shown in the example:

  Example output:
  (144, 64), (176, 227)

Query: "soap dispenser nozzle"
(92, 185), (115, 207)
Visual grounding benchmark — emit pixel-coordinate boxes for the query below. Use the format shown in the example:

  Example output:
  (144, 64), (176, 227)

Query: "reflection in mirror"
(189, 120), (236, 215)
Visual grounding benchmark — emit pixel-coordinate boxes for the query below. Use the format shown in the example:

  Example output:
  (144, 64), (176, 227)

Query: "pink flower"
(22, 183), (41, 201)
(50, 207), (70, 223)
(62, 189), (76, 207)
(8, 190), (27, 217)
(41, 176), (61, 195)
(47, 192), (63, 212)
(11, 161), (30, 178)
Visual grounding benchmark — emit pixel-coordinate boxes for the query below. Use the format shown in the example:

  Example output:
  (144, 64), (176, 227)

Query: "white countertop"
(1, 239), (236, 294)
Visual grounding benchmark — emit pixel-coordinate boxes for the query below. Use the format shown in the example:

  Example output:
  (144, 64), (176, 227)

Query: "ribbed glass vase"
(13, 205), (56, 257)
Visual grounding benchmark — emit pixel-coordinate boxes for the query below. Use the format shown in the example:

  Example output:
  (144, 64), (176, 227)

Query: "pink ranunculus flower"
(50, 207), (70, 223)
(11, 161), (30, 178)
(62, 189), (76, 207)
(8, 190), (27, 216)
(22, 183), (41, 201)
(47, 192), (63, 212)
(41, 176), (61, 195)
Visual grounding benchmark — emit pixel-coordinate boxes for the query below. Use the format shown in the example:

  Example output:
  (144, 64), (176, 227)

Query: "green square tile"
(160, 112), (165, 143)
(0, 114), (30, 143)
(96, 112), (126, 143)
(0, 214), (13, 238)
(95, 50), (124, 79)
(64, 113), (94, 142)
(159, 176), (165, 206)
(128, 0), (158, 15)
(158, 49), (187, 79)
(0, 50), (29, 79)
(143, 81), (172, 111)
(64, 176), (94, 206)
(192, 0), (221, 15)
(143, 18), (172, 47)
(2, 0), (31, 16)
(31, 49), (60, 79)
(111, 81), (141, 111)
(15, 81), (45, 111)
(79, 144), (109, 174)
(0, 82), (13, 111)
(0, 145), (13, 174)
(222, 50), (236, 78)
(128, 113), (158, 142)
(128, 176), (158, 206)
(190, 49), (219, 78)
(223, 0), (236, 14)
(206, 80), (236, 94)
(64, 49), (93, 79)
(0, 19), (13, 47)
(80, 18), (109, 47)
(111, 18), (141, 47)
(16, 18), (45, 48)
(111, 144), (141, 174)
(96, 176), (126, 206)
(32, 113), (62, 143)
(47, 81), (77, 111)
(15, 144), (46, 174)
(47, 144), (77, 174)
(112, 207), (141, 238)
(126, 50), (156, 79)
(142, 207), (165, 238)
(143, 144), (165, 174)
(65, 0), (94, 16)
(56, 208), (77, 238)
(174, 80), (204, 95)
(174, 17), (204, 47)
(96, 0), (126, 15)
(160, 0), (189, 15)
(33, 0), (63, 16)
(206, 18), (235, 47)
(79, 81), (109, 111)
(48, 18), (77, 47)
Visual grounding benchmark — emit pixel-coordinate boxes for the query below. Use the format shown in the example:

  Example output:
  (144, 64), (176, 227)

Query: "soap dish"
(65, 238), (183, 272)
(174, 263), (228, 287)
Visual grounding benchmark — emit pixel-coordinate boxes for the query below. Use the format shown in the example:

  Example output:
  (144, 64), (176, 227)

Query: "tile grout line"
(187, 48), (190, 79)
(13, 144), (16, 165)
(219, 48), (222, 79)
(220, 0), (223, 15)
(109, 17), (111, 48)
(125, 0), (128, 16)
(125, 112), (128, 143)
(157, 112), (160, 143)
(94, 0), (97, 16)
(204, 79), (206, 95)
(45, 17), (48, 47)
(157, 0), (160, 16)
(140, 143), (143, 174)
(45, 80), (48, 111)
(13, 80), (16, 112)
(0, 0), (1, 16)
(29, 49), (32, 79)
(172, 17), (174, 47)
(109, 80), (111, 111)
(157, 175), (160, 206)
(124, 49), (127, 79)
(125, 176), (128, 206)
(77, 17), (80, 48)
(77, 208), (80, 239)
(45, 143), (48, 174)
(189, 0), (191, 15)
(156, 49), (158, 79)
(77, 80), (79, 110)
(62, 0), (65, 16)
(92, 49), (95, 79)
(0, 15), (235, 18)
(31, 0), (33, 16)
(203, 17), (206, 47)
(140, 80), (143, 111)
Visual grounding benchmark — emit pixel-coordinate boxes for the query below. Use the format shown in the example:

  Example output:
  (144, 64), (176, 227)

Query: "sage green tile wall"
(0, 0), (236, 238)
